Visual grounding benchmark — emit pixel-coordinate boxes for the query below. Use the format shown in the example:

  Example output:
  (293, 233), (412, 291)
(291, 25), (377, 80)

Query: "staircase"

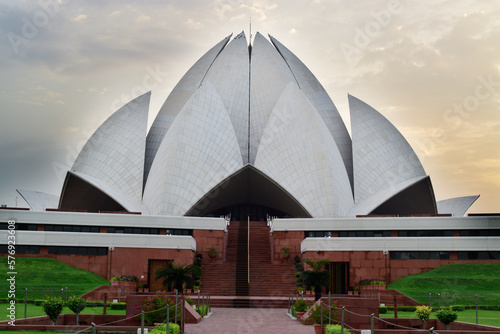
(200, 221), (296, 308)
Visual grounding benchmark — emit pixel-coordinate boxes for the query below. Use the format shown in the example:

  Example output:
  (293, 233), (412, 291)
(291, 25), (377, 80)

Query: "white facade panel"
(72, 92), (150, 203)
(143, 81), (243, 215)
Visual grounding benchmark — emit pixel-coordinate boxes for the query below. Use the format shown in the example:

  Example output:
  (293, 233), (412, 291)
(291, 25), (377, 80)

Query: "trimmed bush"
(67, 297), (86, 325)
(415, 305), (432, 323)
(451, 305), (465, 312)
(325, 324), (351, 334)
(110, 302), (127, 310)
(435, 308), (458, 329)
(149, 323), (180, 334)
(379, 306), (388, 314)
(196, 305), (209, 317)
(42, 297), (64, 325)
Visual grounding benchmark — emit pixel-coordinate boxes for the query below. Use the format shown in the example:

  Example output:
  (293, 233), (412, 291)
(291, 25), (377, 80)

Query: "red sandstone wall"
(303, 250), (500, 287)
(2, 247), (194, 284)
(192, 229), (225, 263)
(272, 231), (303, 263)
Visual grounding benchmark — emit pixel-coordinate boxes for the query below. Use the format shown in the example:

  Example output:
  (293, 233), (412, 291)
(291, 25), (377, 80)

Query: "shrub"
(451, 305), (465, 312)
(185, 295), (195, 306)
(111, 275), (138, 282)
(325, 324), (352, 334)
(415, 305), (432, 324)
(359, 279), (386, 286)
(110, 302), (127, 310)
(293, 299), (310, 312)
(196, 305), (209, 317)
(435, 308), (458, 329)
(149, 323), (180, 334)
(67, 297), (86, 325)
(379, 306), (388, 314)
(42, 297), (64, 325)
(135, 291), (181, 325)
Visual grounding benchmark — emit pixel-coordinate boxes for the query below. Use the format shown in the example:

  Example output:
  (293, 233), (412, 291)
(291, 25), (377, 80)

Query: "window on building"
(107, 227), (160, 235)
(48, 246), (108, 255)
(45, 225), (99, 233)
(338, 231), (390, 237)
(0, 223), (37, 230)
(398, 230), (453, 237)
(390, 251), (450, 260)
(166, 229), (192, 236)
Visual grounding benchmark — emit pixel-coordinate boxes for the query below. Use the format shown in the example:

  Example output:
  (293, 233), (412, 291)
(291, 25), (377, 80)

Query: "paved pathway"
(184, 308), (314, 334)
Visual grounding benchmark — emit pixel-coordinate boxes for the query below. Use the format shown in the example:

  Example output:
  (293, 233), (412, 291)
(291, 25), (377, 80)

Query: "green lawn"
(380, 309), (500, 327)
(1, 257), (109, 299)
(0, 303), (125, 321)
(387, 263), (500, 305)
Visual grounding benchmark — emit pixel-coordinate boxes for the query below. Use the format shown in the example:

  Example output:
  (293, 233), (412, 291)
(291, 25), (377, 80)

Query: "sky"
(0, 0), (499, 213)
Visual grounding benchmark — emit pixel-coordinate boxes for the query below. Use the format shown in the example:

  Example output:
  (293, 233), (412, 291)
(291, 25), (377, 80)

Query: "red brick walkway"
(184, 308), (314, 333)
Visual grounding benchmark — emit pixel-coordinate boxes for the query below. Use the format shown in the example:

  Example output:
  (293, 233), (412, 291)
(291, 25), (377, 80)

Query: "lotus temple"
(1, 32), (499, 297)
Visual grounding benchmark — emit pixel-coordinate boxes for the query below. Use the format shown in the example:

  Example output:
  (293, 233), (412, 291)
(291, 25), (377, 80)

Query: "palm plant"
(300, 258), (330, 300)
(156, 262), (201, 292)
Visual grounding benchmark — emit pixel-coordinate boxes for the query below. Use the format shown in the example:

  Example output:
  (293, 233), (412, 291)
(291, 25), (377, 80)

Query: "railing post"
(320, 302), (323, 329)
(328, 292), (332, 325)
(166, 307), (170, 334)
(24, 288), (28, 319)
(476, 294), (479, 324)
(91, 322), (96, 334)
(438, 293), (441, 310)
(371, 313), (375, 334)
(341, 306), (345, 334)
(429, 292), (431, 307)
(181, 296), (184, 333)
(208, 292), (211, 313)
(175, 290), (178, 324)
(429, 327), (434, 334)
(141, 311), (145, 334)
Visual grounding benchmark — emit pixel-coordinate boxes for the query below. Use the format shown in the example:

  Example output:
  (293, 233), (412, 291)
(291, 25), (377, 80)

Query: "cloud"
(71, 14), (87, 22)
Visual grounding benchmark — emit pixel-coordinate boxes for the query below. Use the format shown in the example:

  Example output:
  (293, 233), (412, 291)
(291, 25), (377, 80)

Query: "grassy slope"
(388, 263), (500, 305)
(1, 257), (109, 299)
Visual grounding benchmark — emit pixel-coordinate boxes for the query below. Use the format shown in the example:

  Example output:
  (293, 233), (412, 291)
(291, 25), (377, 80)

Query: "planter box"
(360, 285), (385, 295)
(314, 324), (324, 334)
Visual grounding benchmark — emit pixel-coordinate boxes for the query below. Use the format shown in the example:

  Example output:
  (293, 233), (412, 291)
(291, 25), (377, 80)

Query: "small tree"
(415, 305), (432, 327)
(300, 258), (330, 300)
(67, 297), (86, 325)
(42, 297), (64, 325)
(436, 308), (458, 330)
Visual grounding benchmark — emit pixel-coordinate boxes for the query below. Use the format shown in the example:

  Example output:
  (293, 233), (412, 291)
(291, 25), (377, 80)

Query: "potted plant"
(207, 247), (219, 260)
(110, 275), (139, 292)
(299, 258), (330, 300)
(280, 247), (291, 260)
(347, 286), (354, 295)
(359, 279), (385, 294)
(292, 299), (309, 320)
(354, 286), (360, 295)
